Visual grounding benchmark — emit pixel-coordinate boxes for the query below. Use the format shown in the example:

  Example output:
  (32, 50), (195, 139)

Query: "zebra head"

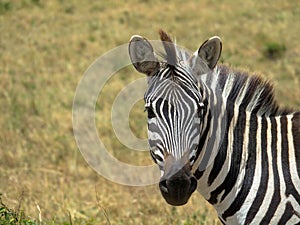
(129, 30), (222, 206)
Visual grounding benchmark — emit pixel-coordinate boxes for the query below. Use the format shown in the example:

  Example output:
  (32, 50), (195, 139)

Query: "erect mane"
(216, 64), (293, 116)
(158, 29), (177, 67)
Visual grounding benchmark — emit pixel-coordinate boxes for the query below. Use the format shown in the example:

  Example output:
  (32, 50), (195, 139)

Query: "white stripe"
(251, 117), (274, 224)
(246, 85), (264, 112)
(269, 116), (287, 224)
(287, 114), (300, 187)
(223, 72), (235, 100)
(237, 115), (261, 223)
(219, 111), (251, 222)
(286, 214), (300, 225)
(197, 104), (238, 201)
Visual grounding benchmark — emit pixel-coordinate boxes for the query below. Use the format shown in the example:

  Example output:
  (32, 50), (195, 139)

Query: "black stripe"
(174, 67), (199, 93)
(194, 111), (211, 180)
(150, 150), (163, 162)
(207, 100), (234, 187)
(217, 66), (229, 91)
(194, 169), (204, 180)
(260, 117), (280, 224)
(292, 112), (300, 179)
(244, 116), (269, 224)
(222, 113), (257, 220)
(278, 201), (294, 224)
(208, 106), (246, 204)
(227, 73), (248, 101)
(155, 98), (171, 129)
(218, 216), (226, 225)
(280, 116), (300, 202)
(240, 80), (256, 109)
(207, 74), (243, 187)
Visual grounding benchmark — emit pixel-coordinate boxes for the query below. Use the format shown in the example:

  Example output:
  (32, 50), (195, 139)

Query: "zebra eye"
(145, 106), (156, 119)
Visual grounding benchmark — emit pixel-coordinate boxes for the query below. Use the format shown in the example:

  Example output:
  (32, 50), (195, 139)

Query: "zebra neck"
(196, 106), (300, 224)
(192, 77), (228, 176)
(193, 65), (300, 224)
(195, 103), (252, 209)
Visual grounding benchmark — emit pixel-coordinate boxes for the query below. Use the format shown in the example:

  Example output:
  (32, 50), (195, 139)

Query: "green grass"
(0, 0), (300, 224)
(0, 193), (37, 225)
(263, 41), (287, 59)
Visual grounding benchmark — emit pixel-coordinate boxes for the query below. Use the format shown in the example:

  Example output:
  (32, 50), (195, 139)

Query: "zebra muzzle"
(159, 155), (197, 206)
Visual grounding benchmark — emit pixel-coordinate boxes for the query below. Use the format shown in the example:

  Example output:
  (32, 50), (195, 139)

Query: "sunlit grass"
(0, 0), (299, 224)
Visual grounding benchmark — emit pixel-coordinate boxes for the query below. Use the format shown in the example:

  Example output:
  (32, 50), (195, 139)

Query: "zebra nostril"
(159, 180), (168, 193)
(159, 174), (196, 206)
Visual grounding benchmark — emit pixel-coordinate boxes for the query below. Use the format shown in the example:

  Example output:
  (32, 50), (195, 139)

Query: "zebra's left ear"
(198, 36), (222, 70)
(189, 36), (222, 77)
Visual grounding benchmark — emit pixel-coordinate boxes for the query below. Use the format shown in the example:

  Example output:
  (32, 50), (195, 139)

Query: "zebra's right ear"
(129, 35), (160, 76)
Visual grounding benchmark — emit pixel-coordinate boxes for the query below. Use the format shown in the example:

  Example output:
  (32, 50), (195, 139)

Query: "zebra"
(128, 29), (300, 224)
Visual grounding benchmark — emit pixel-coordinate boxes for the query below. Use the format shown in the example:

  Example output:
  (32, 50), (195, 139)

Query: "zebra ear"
(198, 36), (222, 70)
(129, 35), (160, 76)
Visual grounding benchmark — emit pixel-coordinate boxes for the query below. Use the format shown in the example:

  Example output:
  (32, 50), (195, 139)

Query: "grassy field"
(1, 0), (300, 224)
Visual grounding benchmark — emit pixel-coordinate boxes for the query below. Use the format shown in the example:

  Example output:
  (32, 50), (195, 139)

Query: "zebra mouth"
(159, 171), (197, 206)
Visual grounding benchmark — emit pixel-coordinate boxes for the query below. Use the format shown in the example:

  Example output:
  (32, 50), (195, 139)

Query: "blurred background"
(1, 0), (299, 224)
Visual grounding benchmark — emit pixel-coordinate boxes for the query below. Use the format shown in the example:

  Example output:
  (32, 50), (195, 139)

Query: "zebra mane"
(155, 30), (292, 116)
(157, 30), (191, 68)
(215, 64), (292, 116)
(159, 29), (177, 67)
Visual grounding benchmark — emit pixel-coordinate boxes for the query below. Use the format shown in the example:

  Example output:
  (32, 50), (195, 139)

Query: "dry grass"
(0, 0), (299, 224)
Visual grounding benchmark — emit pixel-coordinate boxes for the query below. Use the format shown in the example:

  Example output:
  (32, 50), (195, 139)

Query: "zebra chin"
(159, 168), (198, 206)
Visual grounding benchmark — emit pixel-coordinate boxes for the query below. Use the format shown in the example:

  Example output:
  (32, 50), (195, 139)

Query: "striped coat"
(129, 30), (300, 224)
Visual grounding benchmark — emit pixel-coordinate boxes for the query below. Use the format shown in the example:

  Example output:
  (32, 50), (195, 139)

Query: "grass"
(263, 41), (287, 60)
(0, 0), (299, 224)
(0, 193), (38, 225)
